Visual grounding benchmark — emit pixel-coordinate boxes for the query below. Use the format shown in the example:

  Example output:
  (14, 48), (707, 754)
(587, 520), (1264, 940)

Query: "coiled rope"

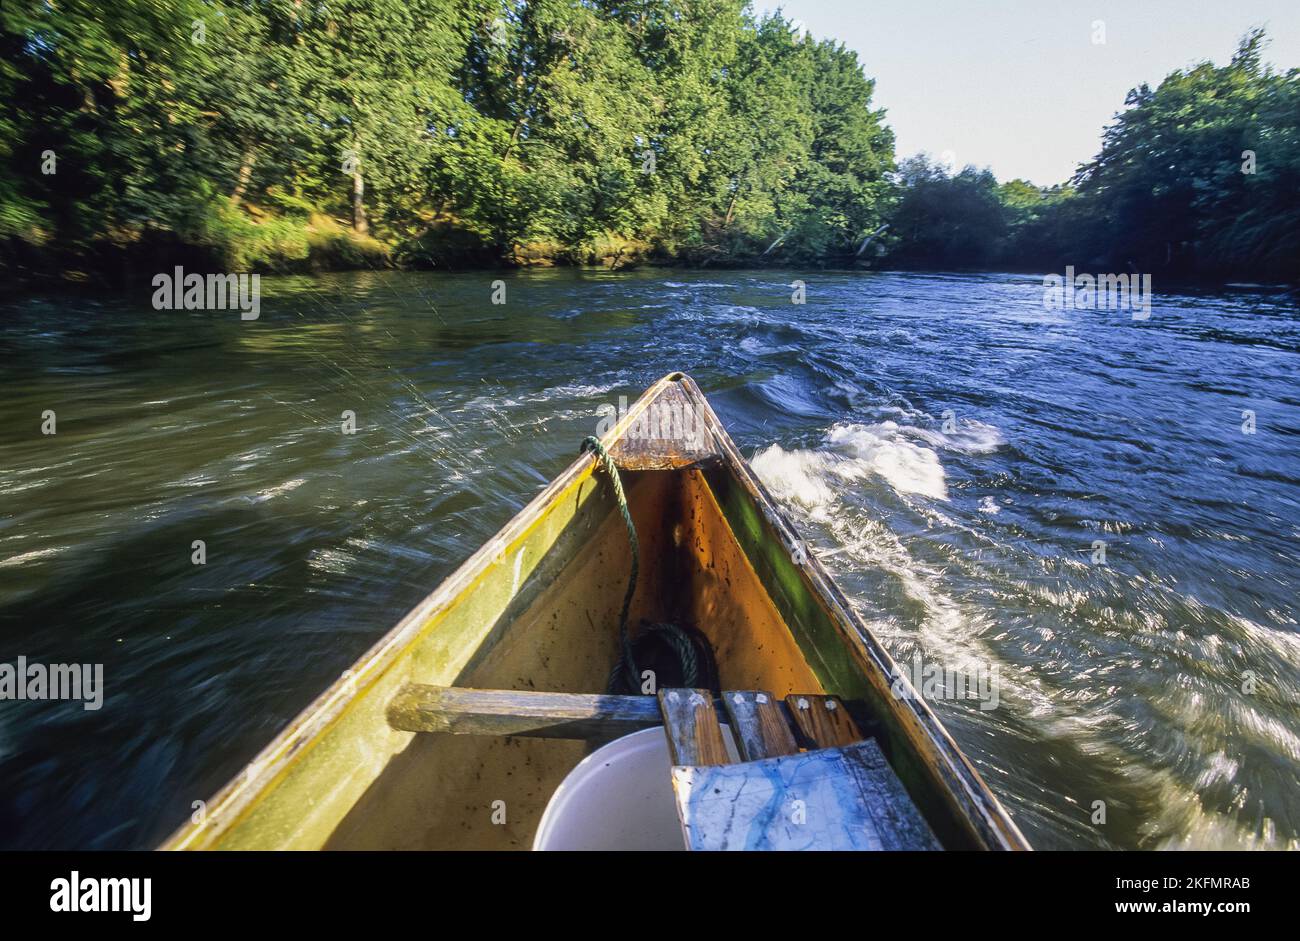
(579, 436), (714, 694)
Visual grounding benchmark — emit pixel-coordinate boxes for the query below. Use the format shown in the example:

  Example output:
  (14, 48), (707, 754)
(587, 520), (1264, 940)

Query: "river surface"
(1, 269), (1298, 850)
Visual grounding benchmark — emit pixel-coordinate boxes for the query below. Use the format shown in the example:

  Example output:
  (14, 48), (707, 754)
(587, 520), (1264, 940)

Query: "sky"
(754, 0), (1300, 186)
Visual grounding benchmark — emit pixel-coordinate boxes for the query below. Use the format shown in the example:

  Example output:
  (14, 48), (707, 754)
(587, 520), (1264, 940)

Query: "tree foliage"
(0, 0), (894, 272)
(1, 9), (1294, 281)
(885, 31), (1299, 281)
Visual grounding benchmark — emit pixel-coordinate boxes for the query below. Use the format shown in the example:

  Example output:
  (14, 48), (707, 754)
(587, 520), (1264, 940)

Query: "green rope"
(580, 436), (640, 693)
(580, 435), (712, 695)
(640, 622), (699, 687)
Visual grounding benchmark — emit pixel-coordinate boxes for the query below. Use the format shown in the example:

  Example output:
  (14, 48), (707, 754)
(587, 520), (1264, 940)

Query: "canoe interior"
(326, 467), (822, 850)
(164, 374), (1023, 851)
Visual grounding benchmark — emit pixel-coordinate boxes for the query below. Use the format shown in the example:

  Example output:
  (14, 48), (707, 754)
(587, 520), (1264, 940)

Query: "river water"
(1, 269), (1297, 849)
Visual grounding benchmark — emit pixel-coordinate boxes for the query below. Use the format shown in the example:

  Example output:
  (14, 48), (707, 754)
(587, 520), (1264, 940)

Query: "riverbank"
(7, 236), (1294, 297)
(0, 226), (865, 291)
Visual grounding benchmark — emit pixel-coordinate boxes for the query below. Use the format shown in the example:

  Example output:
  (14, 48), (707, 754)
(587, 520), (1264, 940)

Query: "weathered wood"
(386, 684), (662, 739)
(607, 380), (718, 470)
(671, 739), (941, 851)
(785, 693), (862, 748)
(721, 690), (799, 761)
(658, 688), (729, 766)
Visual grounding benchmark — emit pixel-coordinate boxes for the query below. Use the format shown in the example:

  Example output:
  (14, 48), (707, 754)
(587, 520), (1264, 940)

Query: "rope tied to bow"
(579, 436), (713, 694)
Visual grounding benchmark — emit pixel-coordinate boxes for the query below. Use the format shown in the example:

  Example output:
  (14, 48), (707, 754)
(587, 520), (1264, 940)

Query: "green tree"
(1072, 29), (1299, 279)
(784, 37), (894, 259)
(886, 156), (1007, 267)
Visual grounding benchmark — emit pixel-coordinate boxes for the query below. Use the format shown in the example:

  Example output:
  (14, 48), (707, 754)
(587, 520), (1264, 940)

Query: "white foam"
(751, 413), (1007, 505)
(749, 445), (838, 518)
(752, 421), (951, 504)
(465, 382), (616, 412)
(908, 418), (1006, 455)
(251, 478), (306, 502)
(0, 547), (65, 569)
(749, 426), (1070, 740)
(825, 422), (949, 500)
(543, 382), (617, 400)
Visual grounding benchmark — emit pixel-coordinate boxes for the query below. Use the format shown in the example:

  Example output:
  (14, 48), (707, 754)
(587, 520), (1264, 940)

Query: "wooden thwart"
(657, 688), (729, 765)
(785, 693), (862, 748)
(386, 684), (662, 740)
(721, 690), (799, 760)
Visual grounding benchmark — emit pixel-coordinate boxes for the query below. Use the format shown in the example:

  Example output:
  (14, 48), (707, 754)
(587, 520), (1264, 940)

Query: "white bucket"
(533, 725), (738, 851)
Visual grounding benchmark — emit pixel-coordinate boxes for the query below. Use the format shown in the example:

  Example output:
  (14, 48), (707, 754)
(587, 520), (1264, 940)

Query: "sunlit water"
(1, 269), (1297, 849)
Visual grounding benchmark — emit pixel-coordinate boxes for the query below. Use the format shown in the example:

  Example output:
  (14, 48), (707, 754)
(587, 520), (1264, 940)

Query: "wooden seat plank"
(721, 690), (799, 761)
(657, 688), (729, 766)
(785, 693), (862, 748)
(671, 738), (941, 851)
(385, 684), (662, 739)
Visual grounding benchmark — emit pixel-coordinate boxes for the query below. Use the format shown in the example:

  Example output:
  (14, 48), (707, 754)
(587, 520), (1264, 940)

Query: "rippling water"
(1, 269), (1297, 849)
